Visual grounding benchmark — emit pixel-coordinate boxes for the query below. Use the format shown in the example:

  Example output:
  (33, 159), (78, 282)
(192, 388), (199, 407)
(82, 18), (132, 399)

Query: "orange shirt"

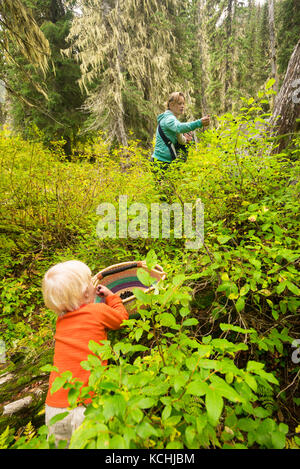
(45, 294), (128, 408)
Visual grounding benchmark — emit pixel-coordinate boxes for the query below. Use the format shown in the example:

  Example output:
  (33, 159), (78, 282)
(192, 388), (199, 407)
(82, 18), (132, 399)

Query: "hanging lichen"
(63, 0), (181, 144)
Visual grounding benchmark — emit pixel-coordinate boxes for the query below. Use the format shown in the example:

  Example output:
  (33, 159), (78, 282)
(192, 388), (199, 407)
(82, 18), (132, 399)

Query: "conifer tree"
(0, 0), (50, 74)
(6, 0), (85, 154)
(0, 0), (51, 100)
(64, 0), (182, 146)
(276, 0), (300, 84)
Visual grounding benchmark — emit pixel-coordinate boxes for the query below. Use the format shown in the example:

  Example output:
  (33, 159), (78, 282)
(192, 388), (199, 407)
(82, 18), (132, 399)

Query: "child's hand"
(96, 285), (113, 298)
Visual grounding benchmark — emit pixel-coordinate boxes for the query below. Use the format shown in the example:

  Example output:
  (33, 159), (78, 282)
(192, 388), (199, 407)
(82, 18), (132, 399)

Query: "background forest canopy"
(0, 0), (299, 152)
(0, 0), (299, 451)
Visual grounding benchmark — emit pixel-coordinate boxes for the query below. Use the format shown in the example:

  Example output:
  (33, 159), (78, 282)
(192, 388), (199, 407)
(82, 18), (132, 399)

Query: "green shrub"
(13, 260), (290, 449)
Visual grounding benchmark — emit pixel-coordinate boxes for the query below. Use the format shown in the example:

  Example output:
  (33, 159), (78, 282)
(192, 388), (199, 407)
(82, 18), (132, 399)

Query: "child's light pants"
(45, 404), (85, 447)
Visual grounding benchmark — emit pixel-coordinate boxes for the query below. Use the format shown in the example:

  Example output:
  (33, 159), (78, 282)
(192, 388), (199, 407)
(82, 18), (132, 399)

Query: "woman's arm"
(164, 113), (203, 134)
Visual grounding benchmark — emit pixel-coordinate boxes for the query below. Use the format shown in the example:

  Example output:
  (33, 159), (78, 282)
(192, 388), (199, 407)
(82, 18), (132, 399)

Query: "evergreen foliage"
(0, 0), (299, 451)
(5, 0), (86, 154)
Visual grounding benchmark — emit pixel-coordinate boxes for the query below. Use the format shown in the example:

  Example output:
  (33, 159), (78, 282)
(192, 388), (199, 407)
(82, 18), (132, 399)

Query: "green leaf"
(209, 375), (242, 402)
(253, 407), (271, 418)
(136, 397), (156, 409)
(271, 309), (279, 320)
(135, 328), (143, 342)
(196, 415), (207, 434)
(256, 369), (279, 385)
(112, 394), (127, 417)
(146, 249), (157, 271)
(271, 431), (286, 449)
(132, 287), (151, 304)
(197, 345), (212, 357)
(244, 373), (257, 392)
(205, 388), (224, 426)
(182, 318), (199, 327)
(235, 297), (245, 313)
(49, 411), (69, 426)
(164, 415), (182, 426)
(88, 354), (102, 367)
(238, 418), (258, 432)
(157, 312), (177, 328)
(246, 361), (264, 373)
(40, 364), (59, 373)
(276, 280), (287, 294)
(137, 421), (158, 439)
(185, 356), (199, 371)
(88, 339), (105, 356)
(198, 359), (219, 370)
(220, 323), (254, 334)
(69, 422), (108, 449)
(103, 395), (127, 420)
(265, 78), (275, 90)
(185, 425), (197, 447)
(68, 388), (80, 407)
(131, 407), (143, 423)
(278, 423), (288, 434)
(286, 281), (300, 295)
(173, 374), (188, 392)
(166, 441), (184, 449)
(51, 376), (67, 395)
(61, 370), (73, 380)
(172, 274), (186, 286)
(161, 405), (172, 421)
(240, 284), (250, 296)
(225, 372), (234, 384)
(217, 235), (231, 244)
(109, 435), (126, 449)
(186, 380), (209, 396)
(136, 268), (154, 287)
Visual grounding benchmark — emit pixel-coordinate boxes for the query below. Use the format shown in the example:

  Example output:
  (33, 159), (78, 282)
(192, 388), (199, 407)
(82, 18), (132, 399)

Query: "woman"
(151, 92), (210, 167)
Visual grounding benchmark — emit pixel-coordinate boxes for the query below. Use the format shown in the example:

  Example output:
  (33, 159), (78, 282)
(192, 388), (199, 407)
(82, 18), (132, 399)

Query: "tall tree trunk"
(195, 0), (209, 115)
(270, 39), (300, 153)
(268, 0), (279, 105)
(247, 0), (256, 98)
(49, 0), (65, 23)
(231, 0), (238, 111)
(224, 0), (233, 112)
(114, 0), (127, 147)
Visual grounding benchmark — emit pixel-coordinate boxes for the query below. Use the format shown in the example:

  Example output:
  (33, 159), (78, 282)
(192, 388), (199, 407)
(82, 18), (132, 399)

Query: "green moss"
(0, 345), (54, 434)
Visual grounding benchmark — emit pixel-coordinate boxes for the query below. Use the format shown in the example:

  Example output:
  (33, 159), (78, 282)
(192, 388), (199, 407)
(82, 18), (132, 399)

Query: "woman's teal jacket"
(152, 110), (203, 163)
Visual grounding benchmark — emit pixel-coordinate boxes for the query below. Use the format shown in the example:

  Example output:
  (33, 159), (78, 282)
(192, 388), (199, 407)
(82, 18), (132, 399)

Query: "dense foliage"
(0, 85), (299, 448)
(2, 0), (299, 150)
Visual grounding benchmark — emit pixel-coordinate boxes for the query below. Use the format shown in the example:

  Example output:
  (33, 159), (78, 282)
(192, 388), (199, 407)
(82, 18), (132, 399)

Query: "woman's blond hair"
(165, 92), (185, 110)
(42, 260), (92, 315)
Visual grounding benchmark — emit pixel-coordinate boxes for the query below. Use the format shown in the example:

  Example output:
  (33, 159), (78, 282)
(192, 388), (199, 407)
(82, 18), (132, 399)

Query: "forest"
(0, 0), (299, 450)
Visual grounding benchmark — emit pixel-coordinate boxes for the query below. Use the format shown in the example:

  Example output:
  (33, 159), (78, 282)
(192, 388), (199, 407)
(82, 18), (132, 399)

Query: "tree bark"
(268, 0), (279, 100)
(195, 0), (209, 115)
(224, 0), (233, 112)
(270, 39), (300, 153)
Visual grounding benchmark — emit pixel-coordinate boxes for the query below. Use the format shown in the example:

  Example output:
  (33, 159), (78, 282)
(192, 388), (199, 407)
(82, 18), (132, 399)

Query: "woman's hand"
(96, 284), (114, 298)
(201, 115), (210, 127)
(183, 132), (194, 142)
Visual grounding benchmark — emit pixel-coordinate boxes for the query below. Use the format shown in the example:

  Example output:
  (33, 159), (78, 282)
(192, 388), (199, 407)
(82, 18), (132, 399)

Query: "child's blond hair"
(42, 260), (92, 315)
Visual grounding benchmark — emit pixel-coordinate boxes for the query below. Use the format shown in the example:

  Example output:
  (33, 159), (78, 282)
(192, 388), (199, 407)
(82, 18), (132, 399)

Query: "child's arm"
(96, 285), (129, 330)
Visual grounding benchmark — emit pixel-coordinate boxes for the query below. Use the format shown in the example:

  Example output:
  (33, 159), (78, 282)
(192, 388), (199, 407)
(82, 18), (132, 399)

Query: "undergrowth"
(0, 90), (299, 448)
